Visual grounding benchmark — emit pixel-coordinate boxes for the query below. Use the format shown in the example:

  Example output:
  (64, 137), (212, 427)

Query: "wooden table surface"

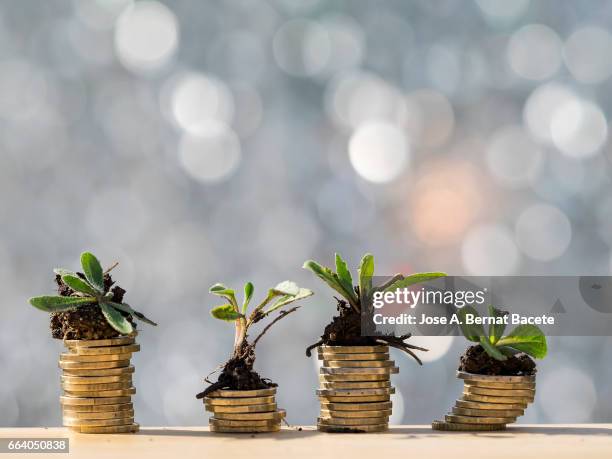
(1, 425), (610, 458)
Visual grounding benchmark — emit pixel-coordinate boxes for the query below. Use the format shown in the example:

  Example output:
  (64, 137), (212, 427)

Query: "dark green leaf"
(242, 282), (254, 314)
(211, 304), (242, 322)
(108, 302), (157, 326)
(488, 306), (508, 345)
(479, 336), (507, 361)
(100, 302), (133, 335)
(29, 295), (94, 312)
(80, 252), (105, 292)
(457, 306), (485, 342)
(358, 253), (374, 301)
(496, 324), (548, 359)
(61, 275), (99, 296)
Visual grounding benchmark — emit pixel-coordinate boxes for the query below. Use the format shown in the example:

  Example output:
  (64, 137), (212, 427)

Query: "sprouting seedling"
(303, 253), (446, 362)
(29, 252), (157, 335)
(209, 280), (313, 357)
(457, 305), (547, 361)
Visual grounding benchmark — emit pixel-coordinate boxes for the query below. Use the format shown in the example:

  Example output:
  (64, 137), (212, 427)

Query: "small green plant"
(196, 280), (313, 398)
(303, 253), (446, 362)
(29, 252), (156, 335)
(457, 306), (547, 360)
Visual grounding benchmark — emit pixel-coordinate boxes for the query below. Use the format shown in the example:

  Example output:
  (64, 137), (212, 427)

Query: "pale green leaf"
(108, 302), (157, 326)
(242, 282), (254, 314)
(457, 306), (485, 342)
(100, 302), (133, 335)
(358, 253), (374, 301)
(488, 306), (507, 345)
(303, 260), (358, 307)
(80, 252), (105, 292)
(335, 253), (354, 297)
(383, 272), (447, 291)
(29, 295), (94, 312)
(264, 288), (314, 315)
(496, 324), (548, 359)
(211, 304), (242, 321)
(479, 335), (507, 361)
(61, 275), (99, 296)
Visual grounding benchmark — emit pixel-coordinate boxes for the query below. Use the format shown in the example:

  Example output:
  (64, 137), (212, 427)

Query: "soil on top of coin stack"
(196, 341), (276, 399)
(50, 272), (135, 340)
(458, 345), (536, 376)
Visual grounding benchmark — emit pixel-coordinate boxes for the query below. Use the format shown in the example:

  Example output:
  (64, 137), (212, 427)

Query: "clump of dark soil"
(196, 341), (275, 399)
(459, 344), (536, 376)
(50, 272), (135, 340)
(305, 297), (427, 363)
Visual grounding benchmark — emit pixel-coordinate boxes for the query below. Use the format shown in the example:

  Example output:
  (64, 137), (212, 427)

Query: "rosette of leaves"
(303, 253), (447, 363)
(196, 281), (313, 399)
(457, 306), (547, 361)
(29, 252), (156, 335)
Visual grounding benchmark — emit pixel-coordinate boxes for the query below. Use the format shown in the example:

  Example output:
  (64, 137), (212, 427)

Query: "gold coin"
(464, 385), (535, 399)
(318, 345), (388, 354)
(213, 409), (286, 421)
(59, 360), (131, 370)
(319, 401), (392, 411)
(320, 367), (398, 375)
(457, 371), (535, 383)
(60, 396), (132, 406)
(462, 379), (536, 390)
(69, 423), (139, 434)
(63, 382), (132, 392)
(455, 399), (527, 411)
(63, 409), (135, 420)
(209, 424), (280, 433)
(445, 414), (515, 425)
(322, 360), (395, 368)
(63, 388), (136, 398)
(318, 352), (389, 361)
(452, 407), (524, 418)
(432, 420), (506, 431)
(205, 403), (277, 413)
(68, 344), (141, 356)
(320, 409), (392, 419)
(207, 388), (277, 398)
(317, 388), (395, 397)
(462, 392), (533, 405)
(64, 335), (136, 348)
(60, 353), (132, 362)
(61, 374), (132, 385)
(320, 374), (391, 382)
(319, 395), (390, 403)
(204, 395), (275, 406)
(210, 417), (280, 427)
(63, 416), (134, 427)
(61, 365), (135, 377)
(61, 403), (133, 413)
(320, 381), (391, 390)
(318, 417), (387, 426)
(317, 423), (388, 433)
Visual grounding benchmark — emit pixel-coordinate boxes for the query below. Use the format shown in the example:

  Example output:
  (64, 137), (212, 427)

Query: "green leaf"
(272, 280), (299, 296)
(479, 335), (507, 361)
(61, 275), (99, 296)
(29, 295), (95, 312)
(108, 302), (157, 326)
(264, 288), (314, 315)
(211, 304), (242, 321)
(209, 283), (238, 310)
(303, 260), (358, 307)
(488, 306), (508, 345)
(242, 282), (254, 314)
(80, 252), (105, 292)
(383, 272), (447, 291)
(100, 302), (133, 335)
(358, 253), (375, 301)
(335, 253), (354, 297)
(457, 306), (485, 342)
(54, 268), (76, 277)
(496, 324), (548, 359)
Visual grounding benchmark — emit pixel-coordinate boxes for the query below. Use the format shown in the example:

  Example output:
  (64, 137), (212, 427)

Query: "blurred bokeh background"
(1, 0), (612, 427)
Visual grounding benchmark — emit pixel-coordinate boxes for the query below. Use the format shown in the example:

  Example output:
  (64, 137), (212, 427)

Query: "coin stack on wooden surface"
(59, 335), (140, 434)
(204, 388), (285, 433)
(316, 345), (397, 433)
(432, 371), (536, 431)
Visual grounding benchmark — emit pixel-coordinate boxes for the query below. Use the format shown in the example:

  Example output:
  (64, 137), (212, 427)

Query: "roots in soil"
(458, 344), (536, 376)
(50, 272), (135, 340)
(196, 341), (276, 399)
(305, 297), (428, 364)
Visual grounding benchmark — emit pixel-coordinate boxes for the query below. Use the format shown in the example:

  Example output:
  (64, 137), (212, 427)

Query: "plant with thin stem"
(303, 253), (446, 363)
(29, 252), (156, 335)
(457, 305), (547, 361)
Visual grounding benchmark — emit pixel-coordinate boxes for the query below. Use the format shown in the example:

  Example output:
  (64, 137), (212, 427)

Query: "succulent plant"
(458, 306), (547, 360)
(29, 252), (156, 335)
(303, 253), (446, 363)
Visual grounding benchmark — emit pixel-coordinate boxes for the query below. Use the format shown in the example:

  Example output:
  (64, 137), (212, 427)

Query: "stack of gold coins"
(59, 335), (140, 434)
(432, 371), (536, 431)
(316, 345), (397, 433)
(204, 388), (285, 433)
